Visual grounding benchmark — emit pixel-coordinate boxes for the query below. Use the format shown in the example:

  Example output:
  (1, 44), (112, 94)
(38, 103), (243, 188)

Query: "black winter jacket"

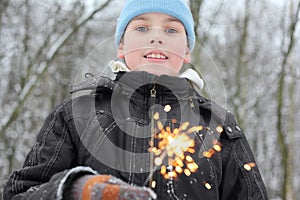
(3, 71), (268, 200)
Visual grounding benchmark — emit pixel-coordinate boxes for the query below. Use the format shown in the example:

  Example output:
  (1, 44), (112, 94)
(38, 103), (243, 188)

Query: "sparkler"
(148, 111), (226, 180)
(149, 112), (205, 179)
(147, 108), (257, 200)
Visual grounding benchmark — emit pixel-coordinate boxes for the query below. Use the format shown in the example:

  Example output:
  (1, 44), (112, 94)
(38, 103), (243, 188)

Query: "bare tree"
(189, 0), (300, 197)
(276, 0), (300, 199)
(1, 0), (299, 198)
(0, 0), (112, 139)
(0, 0), (114, 192)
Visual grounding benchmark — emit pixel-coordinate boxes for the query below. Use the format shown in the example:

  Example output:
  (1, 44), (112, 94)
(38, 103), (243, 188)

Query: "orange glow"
(243, 162), (256, 171)
(149, 112), (200, 179)
(216, 125), (223, 133)
(184, 169), (191, 176)
(149, 113), (223, 179)
(204, 182), (212, 190)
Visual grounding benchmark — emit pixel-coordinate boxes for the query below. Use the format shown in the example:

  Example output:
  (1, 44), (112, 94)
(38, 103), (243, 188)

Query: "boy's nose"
(150, 39), (163, 44)
(149, 28), (164, 45)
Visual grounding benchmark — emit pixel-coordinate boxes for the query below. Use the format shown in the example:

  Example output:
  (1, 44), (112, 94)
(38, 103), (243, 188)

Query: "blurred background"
(0, 0), (299, 199)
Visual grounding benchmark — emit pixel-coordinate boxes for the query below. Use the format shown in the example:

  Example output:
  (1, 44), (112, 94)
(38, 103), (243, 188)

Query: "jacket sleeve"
(3, 102), (93, 200)
(218, 113), (268, 200)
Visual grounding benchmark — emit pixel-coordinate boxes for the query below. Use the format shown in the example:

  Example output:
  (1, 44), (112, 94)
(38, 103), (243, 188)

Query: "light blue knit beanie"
(115, 0), (196, 51)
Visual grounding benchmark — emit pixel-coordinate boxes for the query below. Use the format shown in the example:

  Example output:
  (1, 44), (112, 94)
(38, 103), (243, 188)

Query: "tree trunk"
(189, 0), (204, 67)
(277, 1), (300, 199)
(233, 0), (250, 128)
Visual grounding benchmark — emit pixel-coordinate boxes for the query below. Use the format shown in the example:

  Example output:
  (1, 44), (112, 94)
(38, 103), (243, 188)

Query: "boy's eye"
(166, 28), (178, 34)
(136, 26), (148, 32)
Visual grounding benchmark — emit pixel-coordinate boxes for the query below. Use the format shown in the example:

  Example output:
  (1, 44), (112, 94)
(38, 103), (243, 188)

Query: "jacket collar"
(115, 71), (195, 100)
(69, 71), (196, 101)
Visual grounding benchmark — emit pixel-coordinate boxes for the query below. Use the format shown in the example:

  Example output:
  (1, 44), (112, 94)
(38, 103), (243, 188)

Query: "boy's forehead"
(131, 13), (182, 23)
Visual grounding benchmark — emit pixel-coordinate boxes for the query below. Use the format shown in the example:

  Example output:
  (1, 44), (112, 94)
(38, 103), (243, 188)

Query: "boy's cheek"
(184, 48), (191, 63)
(117, 43), (125, 58)
(184, 56), (191, 63)
(122, 38), (145, 52)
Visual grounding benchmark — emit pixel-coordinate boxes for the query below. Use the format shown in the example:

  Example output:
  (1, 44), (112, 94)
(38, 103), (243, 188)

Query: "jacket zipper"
(149, 83), (156, 188)
(150, 84), (157, 98)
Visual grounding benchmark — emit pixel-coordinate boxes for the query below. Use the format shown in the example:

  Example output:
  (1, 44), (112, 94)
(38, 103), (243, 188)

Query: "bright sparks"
(243, 162), (256, 171)
(149, 112), (203, 179)
(202, 139), (222, 159)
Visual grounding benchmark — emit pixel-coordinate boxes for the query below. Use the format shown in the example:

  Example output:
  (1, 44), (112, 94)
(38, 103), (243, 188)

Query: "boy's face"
(117, 13), (191, 76)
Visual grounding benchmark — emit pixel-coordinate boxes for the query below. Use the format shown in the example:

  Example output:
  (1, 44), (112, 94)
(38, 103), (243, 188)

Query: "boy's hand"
(67, 174), (156, 200)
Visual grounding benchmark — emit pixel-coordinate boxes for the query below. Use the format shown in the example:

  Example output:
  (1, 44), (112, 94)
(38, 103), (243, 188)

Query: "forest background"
(0, 0), (299, 199)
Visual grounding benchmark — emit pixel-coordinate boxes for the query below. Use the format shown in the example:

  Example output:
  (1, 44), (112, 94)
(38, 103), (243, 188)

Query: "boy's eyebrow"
(164, 17), (182, 23)
(130, 16), (148, 22)
(131, 16), (182, 24)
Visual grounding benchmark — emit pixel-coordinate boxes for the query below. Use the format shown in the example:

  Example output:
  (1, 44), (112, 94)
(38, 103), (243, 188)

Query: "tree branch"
(0, 0), (112, 139)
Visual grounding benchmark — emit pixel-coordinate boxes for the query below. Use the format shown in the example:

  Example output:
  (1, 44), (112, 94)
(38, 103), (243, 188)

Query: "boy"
(3, 0), (268, 199)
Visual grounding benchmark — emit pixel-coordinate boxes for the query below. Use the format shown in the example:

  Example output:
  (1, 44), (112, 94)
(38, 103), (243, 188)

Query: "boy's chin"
(132, 64), (181, 76)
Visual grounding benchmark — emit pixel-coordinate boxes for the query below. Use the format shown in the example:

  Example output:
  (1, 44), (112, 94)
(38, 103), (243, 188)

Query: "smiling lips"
(144, 52), (168, 60)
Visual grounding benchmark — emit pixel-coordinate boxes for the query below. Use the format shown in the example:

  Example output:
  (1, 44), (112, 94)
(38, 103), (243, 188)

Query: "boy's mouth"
(144, 52), (168, 60)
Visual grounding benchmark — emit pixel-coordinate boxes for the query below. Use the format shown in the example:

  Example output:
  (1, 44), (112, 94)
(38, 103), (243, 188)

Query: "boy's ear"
(183, 47), (191, 63)
(117, 41), (125, 59)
